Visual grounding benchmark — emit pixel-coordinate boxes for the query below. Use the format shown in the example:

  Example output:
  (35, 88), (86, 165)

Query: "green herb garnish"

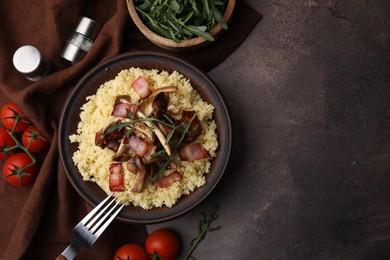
(134, 0), (228, 42)
(148, 112), (197, 183)
(184, 203), (221, 260)
(106, 110), (199, 183)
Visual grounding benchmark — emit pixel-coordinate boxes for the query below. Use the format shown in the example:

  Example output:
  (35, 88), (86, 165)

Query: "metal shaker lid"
(13, 45), (42, 74)
(74, 16), (100, 39)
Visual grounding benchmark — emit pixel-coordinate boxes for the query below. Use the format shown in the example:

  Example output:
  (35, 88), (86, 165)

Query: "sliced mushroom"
(111, 138), (131, 161)
(137, 110), (172, 156)
(152, 92), (169, 119)
(133, 122), (154, 143)
(127, 155), (147, 193)
(138, 86), (177, 117)
(95, 120), (125, 152)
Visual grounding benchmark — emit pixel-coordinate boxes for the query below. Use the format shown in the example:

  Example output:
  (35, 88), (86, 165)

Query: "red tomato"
(3, 153), (39, 187)
(22, 125), (49, 152)
(114, 244), (149, 260)
(0, 126), (16, 160)
(0, 102), (30, 132)
(145, 229), (180, 260)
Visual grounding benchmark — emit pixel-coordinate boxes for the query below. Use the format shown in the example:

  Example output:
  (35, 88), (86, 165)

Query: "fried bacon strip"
(152, 171), (182, 188)
(181, 110), (202, 141)
(132, 76), (152, 99)
(109, 163), (124, 191)
(125, 135), (148, 157)
(179, 143), (210, 161)
(111, 101), (138, 118)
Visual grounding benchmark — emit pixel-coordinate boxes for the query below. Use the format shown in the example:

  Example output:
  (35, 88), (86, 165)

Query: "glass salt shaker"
(61, 16), (101, 64)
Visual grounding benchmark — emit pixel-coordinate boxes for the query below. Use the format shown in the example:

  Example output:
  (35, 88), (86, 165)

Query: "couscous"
(69, 68), (218, 210)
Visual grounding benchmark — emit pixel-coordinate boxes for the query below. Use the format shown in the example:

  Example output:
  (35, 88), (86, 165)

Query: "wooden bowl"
(126, 0), (236, 52)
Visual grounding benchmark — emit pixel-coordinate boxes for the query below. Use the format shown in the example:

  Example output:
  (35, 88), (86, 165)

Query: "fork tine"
(92, 203), (124, 237)
(80, 195), (112, 225)
(85, 196), (116, 229)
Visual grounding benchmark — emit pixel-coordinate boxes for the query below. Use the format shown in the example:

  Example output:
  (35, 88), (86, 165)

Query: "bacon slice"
(111, 102), (138, 118)
(125, 135), (148, 157)
(181, 111), (202, 141)
(179, 143), (210, 161)
(109, 163), (124, 191)
(131, 76), (152, 99)
(152, 171), (182, 188)
(95, 128), (124, 152)
(143, 143), (157, 163)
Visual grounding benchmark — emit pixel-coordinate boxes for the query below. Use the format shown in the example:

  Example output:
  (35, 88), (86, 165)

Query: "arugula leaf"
(134, 0), (228, 41)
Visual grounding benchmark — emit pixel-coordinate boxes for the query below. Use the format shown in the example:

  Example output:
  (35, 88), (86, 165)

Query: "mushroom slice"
(133, 122), (154, 143)
(127, 155), (147, 193)
(152, 92), (169, 119)
(138, 86), (177, 117)
(100, 116), (131, 133)
(137, 110), (172, 156)
(112, 138), (131, 162)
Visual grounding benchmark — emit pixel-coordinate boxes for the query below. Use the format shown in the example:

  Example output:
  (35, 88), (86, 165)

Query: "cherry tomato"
(1, 101), (30, 132)
(0, 126), (16, 160)
(145, 229), (180, 260)
(22, 125), (49, 152)
(114, 244), (149, 260)
(3, 153), (39, 187)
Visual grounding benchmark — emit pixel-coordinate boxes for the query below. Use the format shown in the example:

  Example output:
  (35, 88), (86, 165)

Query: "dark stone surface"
(148, 1), (390, 259)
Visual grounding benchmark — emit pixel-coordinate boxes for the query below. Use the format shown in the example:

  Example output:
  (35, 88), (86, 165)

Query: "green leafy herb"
(105, 110), (199, 184)
(184, 203), (221, 260)
(148, 112), (197, 183)
(134, 0), (229, 42)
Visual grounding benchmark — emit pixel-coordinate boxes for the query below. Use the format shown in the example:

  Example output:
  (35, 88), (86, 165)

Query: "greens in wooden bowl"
(127, 0), (236, 51)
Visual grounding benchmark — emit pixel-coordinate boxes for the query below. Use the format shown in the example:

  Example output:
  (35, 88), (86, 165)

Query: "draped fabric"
(0, 1), (261, 259)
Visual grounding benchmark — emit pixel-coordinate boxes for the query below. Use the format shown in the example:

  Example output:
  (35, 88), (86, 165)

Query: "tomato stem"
(6, 129), (37, 167)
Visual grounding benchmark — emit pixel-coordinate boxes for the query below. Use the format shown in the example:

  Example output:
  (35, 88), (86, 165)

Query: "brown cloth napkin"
(0, 1), (261, 259)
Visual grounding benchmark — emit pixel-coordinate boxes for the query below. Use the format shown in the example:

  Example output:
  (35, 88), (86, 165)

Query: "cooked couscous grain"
(69, 68), (218, 210)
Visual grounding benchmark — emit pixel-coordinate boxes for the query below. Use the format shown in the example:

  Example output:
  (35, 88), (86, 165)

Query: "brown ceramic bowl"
(58, 51), (232, 223)
(126, 0), (236, 51)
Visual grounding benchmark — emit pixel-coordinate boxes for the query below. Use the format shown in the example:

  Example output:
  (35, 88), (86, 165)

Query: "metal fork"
(56, 195), (124, 260)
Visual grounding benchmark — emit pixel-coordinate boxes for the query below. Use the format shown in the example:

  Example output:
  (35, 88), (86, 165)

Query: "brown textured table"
(148, 1), (390, 259)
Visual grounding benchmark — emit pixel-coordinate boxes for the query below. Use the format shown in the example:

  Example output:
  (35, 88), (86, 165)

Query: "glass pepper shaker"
(61, 16), (101, 64)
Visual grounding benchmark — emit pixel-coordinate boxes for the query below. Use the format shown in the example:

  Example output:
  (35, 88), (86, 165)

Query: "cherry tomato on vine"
(114, 244), (149, 260)
(145, 228), (180, 260)
(22, 125), (49, 153)
(3, 153), (39, 187)
(0, 126), (16, 160)
(1, 102), (31, 132)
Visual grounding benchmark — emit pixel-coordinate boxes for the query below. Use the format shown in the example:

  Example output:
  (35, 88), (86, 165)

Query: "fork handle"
(56, 243), (80, 260)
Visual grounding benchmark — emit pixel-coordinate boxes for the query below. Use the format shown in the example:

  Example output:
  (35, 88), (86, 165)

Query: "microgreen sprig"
(148, 112), (197, 183)
(106, 110), (199, 183)
(184, 203), (221, 260)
